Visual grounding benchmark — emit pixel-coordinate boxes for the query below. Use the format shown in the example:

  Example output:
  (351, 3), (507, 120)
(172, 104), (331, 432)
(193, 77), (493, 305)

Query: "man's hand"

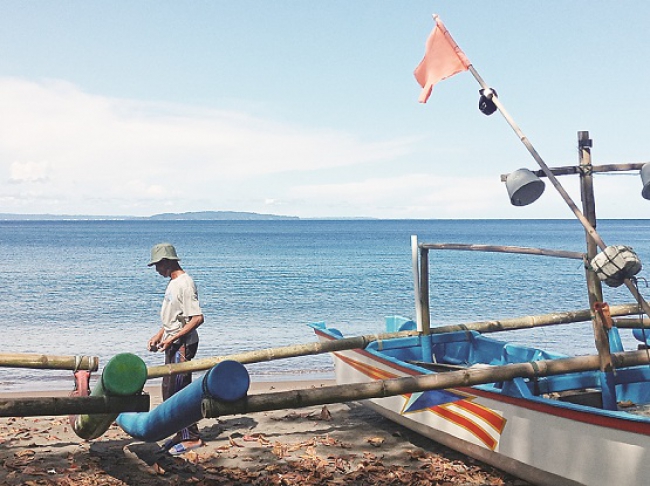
(148, 329), (164, 352)
(157, 338), (174, 351)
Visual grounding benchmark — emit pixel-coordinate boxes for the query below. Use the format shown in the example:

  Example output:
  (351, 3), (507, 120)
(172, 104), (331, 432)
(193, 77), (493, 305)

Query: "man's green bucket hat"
(148, 243), (180, 266)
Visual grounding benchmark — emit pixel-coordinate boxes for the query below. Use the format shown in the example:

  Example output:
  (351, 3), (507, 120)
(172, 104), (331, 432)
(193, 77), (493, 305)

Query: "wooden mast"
(578, 131), (613, 374)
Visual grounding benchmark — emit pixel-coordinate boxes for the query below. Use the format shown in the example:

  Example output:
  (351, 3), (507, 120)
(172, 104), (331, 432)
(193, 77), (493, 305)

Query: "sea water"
(1, 219), (649, 392)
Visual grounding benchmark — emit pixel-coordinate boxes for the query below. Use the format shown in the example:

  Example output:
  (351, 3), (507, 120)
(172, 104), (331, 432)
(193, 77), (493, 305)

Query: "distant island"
(147, 211), (299, 221)
(0, 211), (299, 221)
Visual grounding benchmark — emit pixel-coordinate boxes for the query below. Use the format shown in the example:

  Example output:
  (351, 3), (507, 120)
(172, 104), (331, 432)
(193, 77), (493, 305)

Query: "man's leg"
(163, 341), (201, 450)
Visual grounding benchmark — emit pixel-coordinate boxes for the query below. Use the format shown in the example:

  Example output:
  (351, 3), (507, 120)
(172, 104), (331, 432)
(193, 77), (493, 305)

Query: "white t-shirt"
(160, 273), (202, 345)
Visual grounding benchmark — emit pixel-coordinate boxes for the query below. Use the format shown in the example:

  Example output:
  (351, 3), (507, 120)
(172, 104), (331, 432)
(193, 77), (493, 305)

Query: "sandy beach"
(0, 380), (530, 485)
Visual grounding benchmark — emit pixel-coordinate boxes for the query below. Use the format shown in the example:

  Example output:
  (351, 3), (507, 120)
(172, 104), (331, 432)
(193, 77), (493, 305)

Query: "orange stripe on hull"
(455, 399), (507, 434)
(334, 352), (505, 449)
(433, 405), (498, 450)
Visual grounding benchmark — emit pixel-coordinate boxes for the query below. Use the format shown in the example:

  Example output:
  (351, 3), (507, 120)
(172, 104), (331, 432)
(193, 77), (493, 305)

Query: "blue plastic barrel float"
(117, 359), (250, 442)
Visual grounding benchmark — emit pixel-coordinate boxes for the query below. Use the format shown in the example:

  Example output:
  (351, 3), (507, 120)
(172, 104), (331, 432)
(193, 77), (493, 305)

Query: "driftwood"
(0, 395), (150, 418)
(201, 349), (650, 418)
(148, 302), (645, 378)
(0, 353), (99, 371)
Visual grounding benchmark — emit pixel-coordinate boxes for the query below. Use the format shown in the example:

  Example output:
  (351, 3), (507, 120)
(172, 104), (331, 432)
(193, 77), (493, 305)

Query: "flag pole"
(430, 14), (650, 319)
(470, 66), (605, 249)
(429, 16), (604, 248)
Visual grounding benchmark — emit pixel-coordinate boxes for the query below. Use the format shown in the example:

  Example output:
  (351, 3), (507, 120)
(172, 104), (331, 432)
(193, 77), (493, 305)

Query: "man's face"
(154, 260), (171, 278)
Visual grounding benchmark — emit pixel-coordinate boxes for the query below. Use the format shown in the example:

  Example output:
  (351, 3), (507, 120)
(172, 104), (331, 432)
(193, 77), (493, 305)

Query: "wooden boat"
(309, 129), (650, 484)
(310, 280), (650, 486)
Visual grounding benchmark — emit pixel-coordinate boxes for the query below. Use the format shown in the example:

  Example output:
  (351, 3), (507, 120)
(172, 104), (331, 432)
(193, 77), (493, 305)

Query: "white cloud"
(9, 161), (51, 183)
(1, 77), (646, 219)
(288, 174), (506, 218)
(0, 77), (417, 215)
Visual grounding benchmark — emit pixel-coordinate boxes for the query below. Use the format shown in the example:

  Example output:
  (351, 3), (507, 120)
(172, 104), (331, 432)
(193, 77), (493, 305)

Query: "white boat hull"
(317, 331), (650, 486)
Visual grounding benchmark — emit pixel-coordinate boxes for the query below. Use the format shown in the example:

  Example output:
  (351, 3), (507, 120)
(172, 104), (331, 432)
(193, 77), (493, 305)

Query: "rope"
(529, 360), (541, 395)
(73, 355), (83, 373)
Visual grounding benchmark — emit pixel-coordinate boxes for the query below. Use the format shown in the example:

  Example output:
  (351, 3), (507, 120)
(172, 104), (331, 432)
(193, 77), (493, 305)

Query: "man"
(147, 242), (205, 455)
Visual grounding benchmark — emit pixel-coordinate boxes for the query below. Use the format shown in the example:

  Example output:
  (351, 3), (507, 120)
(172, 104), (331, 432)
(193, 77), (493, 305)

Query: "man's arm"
(159, 314), (204, 350)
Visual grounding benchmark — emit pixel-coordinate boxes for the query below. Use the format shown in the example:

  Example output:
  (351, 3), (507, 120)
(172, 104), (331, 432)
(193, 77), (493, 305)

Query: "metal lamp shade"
(506, 169), (545, 206)
(641, 163), (650, 200)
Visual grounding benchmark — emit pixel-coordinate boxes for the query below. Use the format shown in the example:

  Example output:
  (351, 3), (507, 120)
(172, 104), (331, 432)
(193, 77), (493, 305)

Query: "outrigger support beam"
(201, 349), (650, 419)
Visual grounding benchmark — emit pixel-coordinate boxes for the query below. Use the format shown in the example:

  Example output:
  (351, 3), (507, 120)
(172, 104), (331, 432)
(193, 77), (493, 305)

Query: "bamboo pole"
(147, 330), (419, 378)
(469, 71), (605, 251)
(420, 245), (431, 332)
(419, 243), (583, 261)
(0, 395), (150, 418)
(500, 163), (647, 180)
(614, 317), (650, 328)
(0, 353), (99, 371)
(430, 303), (642, 334)
(147, 303), (643, 378)
(201, 349), (650, 418)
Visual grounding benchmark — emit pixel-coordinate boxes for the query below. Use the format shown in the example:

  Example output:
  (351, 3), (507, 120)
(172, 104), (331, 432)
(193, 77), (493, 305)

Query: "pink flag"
(414, 16), (471, 103)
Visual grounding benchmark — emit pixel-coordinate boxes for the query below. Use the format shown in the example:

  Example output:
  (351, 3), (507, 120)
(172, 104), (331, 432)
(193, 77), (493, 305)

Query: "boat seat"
(430, 331), (477, 365)
(468, 336), (507, 365)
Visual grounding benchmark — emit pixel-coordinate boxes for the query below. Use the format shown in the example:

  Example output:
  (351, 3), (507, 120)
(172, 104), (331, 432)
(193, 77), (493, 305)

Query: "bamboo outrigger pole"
(0, 353), (99, 371)
(201, 349), (650, 419)
(434, 303), (643, 334)
(615, 316), (650, 328)
(0, 395), (149, 418)
(147, 302), (644, 378)
(147, 330), (418, 378)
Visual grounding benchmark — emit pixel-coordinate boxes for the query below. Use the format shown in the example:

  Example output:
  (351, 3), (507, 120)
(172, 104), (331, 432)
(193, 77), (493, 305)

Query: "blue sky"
(1, 1), (649, 218)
